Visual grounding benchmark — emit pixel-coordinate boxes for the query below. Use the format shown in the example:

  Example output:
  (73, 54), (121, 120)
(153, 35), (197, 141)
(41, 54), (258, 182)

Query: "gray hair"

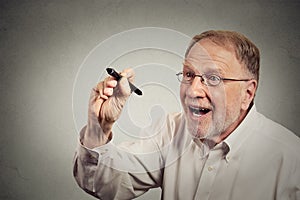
(185, 30), (260, 83)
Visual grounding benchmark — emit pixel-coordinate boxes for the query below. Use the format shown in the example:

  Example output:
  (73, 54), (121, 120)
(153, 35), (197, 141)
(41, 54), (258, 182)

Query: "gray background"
(0, 0), (299, 200)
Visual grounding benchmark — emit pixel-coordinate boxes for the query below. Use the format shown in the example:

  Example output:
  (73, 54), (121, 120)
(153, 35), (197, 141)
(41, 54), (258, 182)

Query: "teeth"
(189, 106), (210, 117)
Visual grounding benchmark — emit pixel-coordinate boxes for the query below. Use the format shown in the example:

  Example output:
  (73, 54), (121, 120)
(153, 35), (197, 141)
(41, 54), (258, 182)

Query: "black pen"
(106, 68), (143, 96)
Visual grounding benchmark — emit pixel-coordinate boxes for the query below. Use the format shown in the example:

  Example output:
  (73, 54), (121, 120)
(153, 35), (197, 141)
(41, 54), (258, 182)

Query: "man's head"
(185, 30), (260, 83)
(180, 30), (259, 142)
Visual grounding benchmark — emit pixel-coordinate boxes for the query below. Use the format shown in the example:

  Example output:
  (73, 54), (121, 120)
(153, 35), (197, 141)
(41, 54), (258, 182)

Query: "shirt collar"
(193, 138), (230, 159)
(223, 104), (259, 161)
(191, 104), (258, 161)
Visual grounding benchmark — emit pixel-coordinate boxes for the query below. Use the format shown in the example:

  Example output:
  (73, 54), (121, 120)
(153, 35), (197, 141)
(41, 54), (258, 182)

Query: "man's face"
(180, 39), (251, 140)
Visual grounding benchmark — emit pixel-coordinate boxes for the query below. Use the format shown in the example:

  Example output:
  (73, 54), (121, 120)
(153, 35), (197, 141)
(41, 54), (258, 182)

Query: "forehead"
(184, 39), (241, 74)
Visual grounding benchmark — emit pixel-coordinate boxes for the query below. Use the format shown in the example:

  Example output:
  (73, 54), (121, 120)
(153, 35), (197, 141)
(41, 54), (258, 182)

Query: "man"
(73, 30), (300, 200)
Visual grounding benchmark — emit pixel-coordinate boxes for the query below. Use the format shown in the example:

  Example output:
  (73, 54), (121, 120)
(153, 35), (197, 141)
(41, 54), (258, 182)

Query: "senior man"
(73, 30), (300, 200)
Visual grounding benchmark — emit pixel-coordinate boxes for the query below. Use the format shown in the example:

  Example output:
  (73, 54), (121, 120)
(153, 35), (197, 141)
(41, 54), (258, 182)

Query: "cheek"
(180, 84), (187, 103)
(208, 87), (226, 110)
(224, 86), (243, 113)
(209, 86), (241, 119)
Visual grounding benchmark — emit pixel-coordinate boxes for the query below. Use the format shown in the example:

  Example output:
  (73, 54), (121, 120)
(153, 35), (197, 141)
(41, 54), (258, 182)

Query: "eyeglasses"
(176, 71), (252, 86)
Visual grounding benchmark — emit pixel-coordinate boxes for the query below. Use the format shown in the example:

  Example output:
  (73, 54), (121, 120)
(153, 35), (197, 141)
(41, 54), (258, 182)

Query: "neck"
(211, 109), (249, 145)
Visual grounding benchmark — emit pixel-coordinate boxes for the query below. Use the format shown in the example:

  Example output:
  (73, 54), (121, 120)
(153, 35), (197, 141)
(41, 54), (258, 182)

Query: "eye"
(208, 74), (220, 81)
(207, 74), (221, 85)
(184, 71), (194, 78)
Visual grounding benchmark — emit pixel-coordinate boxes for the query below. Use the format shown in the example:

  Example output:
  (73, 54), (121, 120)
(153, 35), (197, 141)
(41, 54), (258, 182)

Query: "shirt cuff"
(78, 125), (114, 158)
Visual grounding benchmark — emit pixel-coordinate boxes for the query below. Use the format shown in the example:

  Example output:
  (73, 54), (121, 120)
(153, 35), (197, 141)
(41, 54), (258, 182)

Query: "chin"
(186, 121), (207, 138)
(186, 120), (222, 140)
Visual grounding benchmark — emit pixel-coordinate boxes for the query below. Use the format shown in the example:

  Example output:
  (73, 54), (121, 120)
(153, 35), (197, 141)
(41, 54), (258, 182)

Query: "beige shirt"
(73, 106), (300, 200)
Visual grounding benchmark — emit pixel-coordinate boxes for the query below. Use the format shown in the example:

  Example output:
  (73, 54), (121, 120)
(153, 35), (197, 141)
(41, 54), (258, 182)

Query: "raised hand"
(82, 68), (135, 148)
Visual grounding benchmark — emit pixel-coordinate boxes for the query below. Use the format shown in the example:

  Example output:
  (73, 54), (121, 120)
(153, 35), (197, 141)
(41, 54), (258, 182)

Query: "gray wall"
(0, 0), (299, 199)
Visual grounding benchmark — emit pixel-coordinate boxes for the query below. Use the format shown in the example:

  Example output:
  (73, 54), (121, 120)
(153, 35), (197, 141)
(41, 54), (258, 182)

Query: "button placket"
(194, 145), (224, 200)
(207, 166), (214, 172)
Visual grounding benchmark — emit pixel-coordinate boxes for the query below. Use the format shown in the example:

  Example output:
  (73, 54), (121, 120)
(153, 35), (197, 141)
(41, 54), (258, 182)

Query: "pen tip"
(135, 89), (143, 95)
(106, 68), (113, 74)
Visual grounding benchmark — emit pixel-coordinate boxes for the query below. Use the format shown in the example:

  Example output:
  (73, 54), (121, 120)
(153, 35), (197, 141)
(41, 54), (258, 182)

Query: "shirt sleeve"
(275, 146), (300, 200)
(73, 125), (165, 200)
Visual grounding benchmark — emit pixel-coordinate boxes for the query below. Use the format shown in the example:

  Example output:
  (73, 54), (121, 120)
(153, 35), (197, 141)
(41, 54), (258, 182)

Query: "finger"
(103, 75), (118, 88)
(96, 82), (109, 100)
(106, 79), (118, 88)
(102, 77), (117, 98)
(120, 68), (135, 82)
(89, 86), (105, 118)
(103, 87), (113, 96)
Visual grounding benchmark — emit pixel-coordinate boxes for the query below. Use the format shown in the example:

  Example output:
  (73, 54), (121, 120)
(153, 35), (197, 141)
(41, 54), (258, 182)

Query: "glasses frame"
(176, 72), (252, 86)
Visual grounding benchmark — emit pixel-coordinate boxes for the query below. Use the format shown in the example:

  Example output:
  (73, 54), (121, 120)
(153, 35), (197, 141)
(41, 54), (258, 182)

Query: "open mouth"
(188, 106), (211, 117)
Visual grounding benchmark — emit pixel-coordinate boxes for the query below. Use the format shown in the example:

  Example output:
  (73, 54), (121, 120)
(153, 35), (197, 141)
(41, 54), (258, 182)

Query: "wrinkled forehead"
(184, 39), (237, 74)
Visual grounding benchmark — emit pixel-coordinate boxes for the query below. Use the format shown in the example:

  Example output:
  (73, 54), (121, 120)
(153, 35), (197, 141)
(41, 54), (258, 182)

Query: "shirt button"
(208, 166), (213, 171)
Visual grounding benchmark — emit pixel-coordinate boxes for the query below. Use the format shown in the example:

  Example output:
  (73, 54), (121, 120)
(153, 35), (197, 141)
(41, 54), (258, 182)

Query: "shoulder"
(166, 112), (187, 134)
(252, 111), (300, 160)
(166, 112), (184, 124)
(257, 112), (299, 146)
(142, 112), (185, 147)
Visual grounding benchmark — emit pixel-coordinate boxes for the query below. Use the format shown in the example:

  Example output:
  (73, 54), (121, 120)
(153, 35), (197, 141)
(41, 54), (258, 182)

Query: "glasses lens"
(177, 72), (222, 86)
(177, 73), (183, 83)
(205, 74), (221, 86)
(177, 72), (189, 84)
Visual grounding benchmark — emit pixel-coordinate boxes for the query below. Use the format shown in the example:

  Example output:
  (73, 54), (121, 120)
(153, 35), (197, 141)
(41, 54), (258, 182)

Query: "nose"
(186, 76), (207, 98)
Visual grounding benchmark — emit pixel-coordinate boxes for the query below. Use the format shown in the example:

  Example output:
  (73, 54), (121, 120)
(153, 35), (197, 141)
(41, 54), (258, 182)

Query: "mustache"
(185, 99), (213, 110)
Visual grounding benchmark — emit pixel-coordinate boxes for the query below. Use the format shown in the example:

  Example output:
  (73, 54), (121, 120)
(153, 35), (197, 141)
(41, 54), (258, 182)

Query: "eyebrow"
(182, 61), (195, 70)
(182, 63), (196, 73)
(182, 61), (225, 75)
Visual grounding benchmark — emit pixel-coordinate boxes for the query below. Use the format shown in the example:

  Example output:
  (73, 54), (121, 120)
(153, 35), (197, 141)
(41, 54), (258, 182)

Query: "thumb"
(113, 74), (132, 99)
(99, 76), (131, 126)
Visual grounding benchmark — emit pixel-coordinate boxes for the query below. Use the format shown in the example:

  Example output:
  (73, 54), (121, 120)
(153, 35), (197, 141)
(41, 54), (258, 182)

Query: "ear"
(241, 80), (257, 111)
